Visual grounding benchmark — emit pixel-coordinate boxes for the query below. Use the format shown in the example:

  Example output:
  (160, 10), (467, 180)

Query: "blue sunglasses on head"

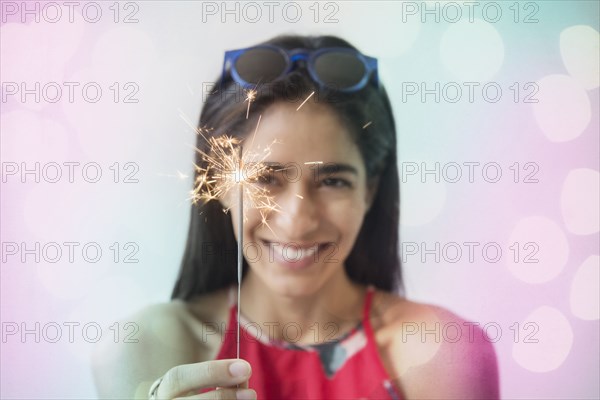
(222, 45), (379, 93)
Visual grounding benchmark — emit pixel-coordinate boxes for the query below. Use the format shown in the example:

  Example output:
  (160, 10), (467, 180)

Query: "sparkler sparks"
(190, 134), (280, 227)
(177, 113), (291, 227)
(157, 170), (189, 180)
(178, 108), (278, 225)
(245, 88), (257, 119)
(296, 91), (315, 111)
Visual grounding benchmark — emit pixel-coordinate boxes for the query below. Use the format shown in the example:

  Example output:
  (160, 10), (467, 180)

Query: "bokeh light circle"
(440, 19), (504, 81)
(560, 25), (600, 90)
(532, 74), (591, 142)
(506, 216), (569, 284)
(512, 306), (573, 373)
(570, 255), (600, 320)
(560, 168), (600, 235)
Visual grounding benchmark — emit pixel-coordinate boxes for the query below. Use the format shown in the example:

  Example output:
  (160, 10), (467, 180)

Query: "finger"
(174, 388), (256, 400)
(157, 359), (252, 399)
(217, 380), (249, 390)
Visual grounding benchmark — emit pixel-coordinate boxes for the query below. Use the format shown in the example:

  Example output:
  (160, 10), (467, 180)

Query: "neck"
(238, 271), (367, 345)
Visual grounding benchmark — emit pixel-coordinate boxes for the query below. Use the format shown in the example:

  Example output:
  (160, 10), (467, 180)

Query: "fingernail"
(236, 389), (256, 400)
(229, 361), (250, 378)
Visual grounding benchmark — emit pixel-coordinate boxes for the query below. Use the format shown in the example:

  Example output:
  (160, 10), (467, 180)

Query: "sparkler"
(184, 112), (279, 360)
(179, 87), (318, 360)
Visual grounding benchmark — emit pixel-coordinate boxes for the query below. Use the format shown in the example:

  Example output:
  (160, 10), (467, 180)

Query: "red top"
(213, 286), (403, 399)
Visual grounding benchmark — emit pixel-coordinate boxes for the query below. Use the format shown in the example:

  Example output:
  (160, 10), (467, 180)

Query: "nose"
(272, 184), (319, 240)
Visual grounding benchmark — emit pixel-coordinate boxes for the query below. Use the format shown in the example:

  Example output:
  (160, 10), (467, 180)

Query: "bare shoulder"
(372, 291), (500, 400)
(91, 288), (230, 399)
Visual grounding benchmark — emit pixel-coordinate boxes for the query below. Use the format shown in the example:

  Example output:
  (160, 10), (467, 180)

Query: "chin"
(246, 257), (347, 298)
(263, 274), (326, 298)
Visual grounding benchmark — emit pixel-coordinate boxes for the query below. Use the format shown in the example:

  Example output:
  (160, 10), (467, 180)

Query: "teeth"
(303, 245), (319, 257)
(284, 244), (319, 260)
(262, 241), (321, 262)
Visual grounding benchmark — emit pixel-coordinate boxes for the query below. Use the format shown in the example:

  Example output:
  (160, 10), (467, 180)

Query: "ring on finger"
(148, 376), (163, 400)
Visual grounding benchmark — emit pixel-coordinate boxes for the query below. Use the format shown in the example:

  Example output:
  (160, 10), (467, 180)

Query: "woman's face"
(224, 100), (376, 297)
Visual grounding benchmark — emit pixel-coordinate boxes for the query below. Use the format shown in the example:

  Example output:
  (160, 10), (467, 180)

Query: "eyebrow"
(263, 162), (359, 175)
(314, 163), (358, 176)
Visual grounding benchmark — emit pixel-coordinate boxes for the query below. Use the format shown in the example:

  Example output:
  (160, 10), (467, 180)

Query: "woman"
(92, 35), (499, 399)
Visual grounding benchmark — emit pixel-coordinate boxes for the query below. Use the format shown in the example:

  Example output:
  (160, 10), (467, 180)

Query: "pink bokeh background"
(1, 1), (598, 398)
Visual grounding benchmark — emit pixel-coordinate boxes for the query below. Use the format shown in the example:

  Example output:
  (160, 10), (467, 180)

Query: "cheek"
(324, 198), (368, 236)
(241, 207), (266, 233)
(224, 191), (264, 222)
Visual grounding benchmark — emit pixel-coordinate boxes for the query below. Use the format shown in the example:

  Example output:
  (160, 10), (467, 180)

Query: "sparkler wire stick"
(237, 145), (243, 360)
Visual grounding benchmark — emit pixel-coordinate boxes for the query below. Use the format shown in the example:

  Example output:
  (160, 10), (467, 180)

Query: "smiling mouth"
(259, 239), (330, 266)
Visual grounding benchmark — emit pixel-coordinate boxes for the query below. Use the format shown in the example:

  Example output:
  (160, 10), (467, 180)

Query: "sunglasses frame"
(222, 45), (379, 93)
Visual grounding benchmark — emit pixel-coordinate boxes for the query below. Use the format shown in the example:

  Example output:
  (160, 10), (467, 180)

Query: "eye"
(255, 169), (280, 186)
(321, 177), (353, 188)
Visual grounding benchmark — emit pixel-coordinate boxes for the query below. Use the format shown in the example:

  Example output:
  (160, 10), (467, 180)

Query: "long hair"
(172, 35), (402, 300)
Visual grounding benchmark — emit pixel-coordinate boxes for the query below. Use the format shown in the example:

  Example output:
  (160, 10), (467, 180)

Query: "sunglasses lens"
(235, 48), (287, 85)
(314, 52), (366, 89)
